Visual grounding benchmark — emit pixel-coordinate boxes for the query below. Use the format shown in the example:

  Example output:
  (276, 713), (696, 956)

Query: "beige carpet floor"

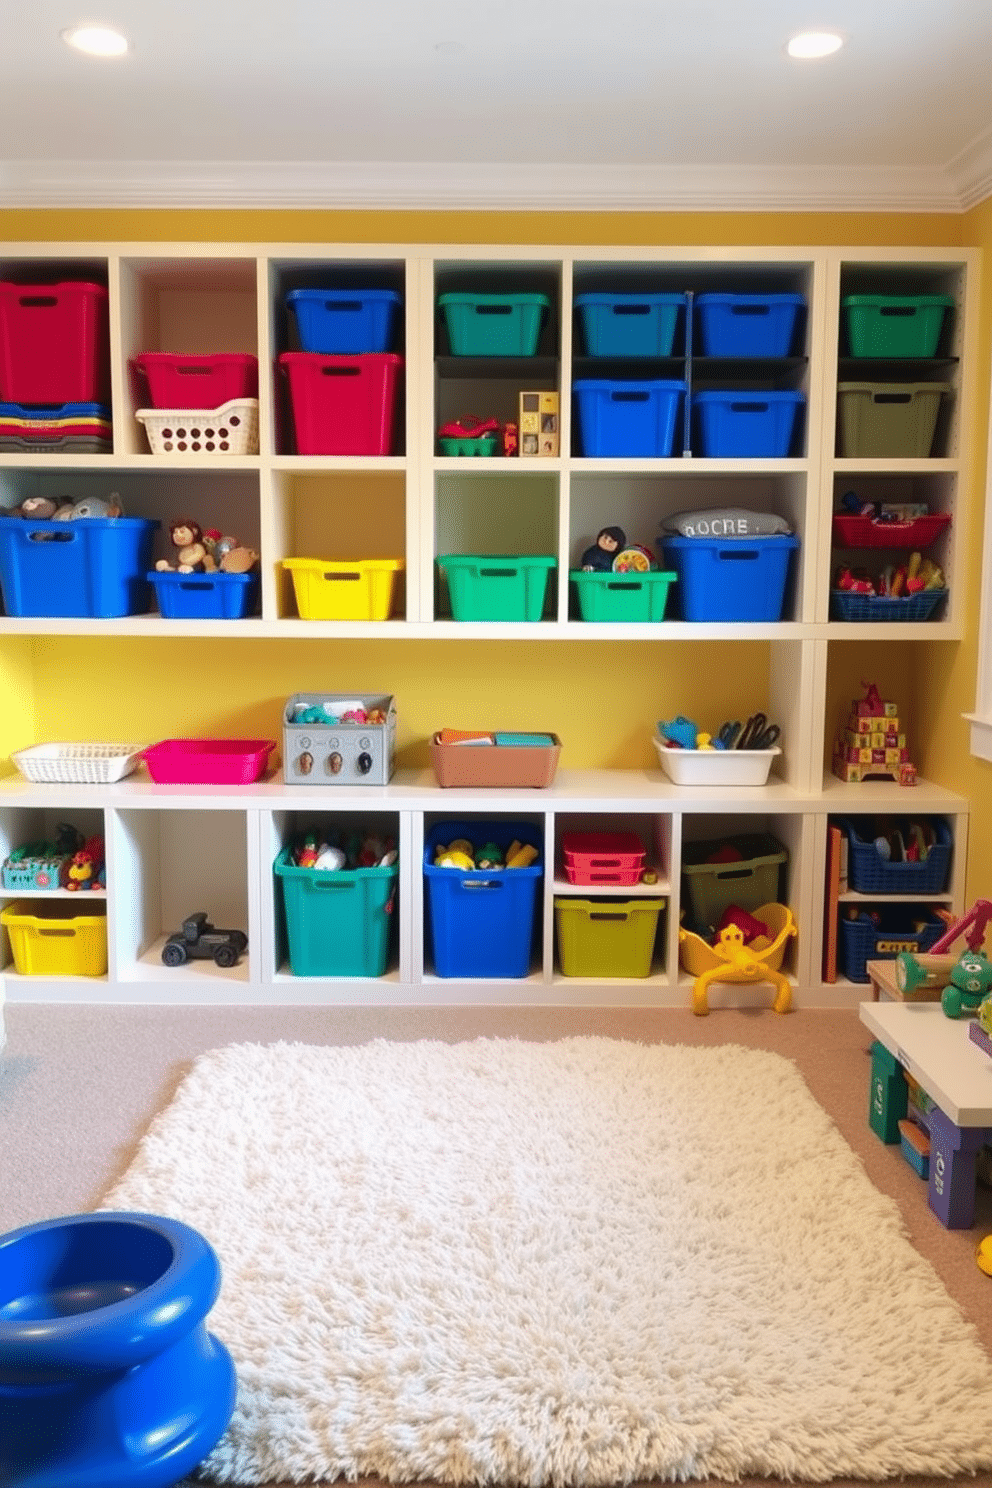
(3, 1001), (992, 1488)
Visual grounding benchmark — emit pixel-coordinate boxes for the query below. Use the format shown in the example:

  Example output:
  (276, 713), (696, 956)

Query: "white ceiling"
(2, 1), (991, 212)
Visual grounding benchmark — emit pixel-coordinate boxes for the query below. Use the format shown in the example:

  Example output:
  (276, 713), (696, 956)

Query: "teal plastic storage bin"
(438, 293), (550, 356)
(573, 379), (686, 457)
(0, 517), (159, 618)
(661, 534), (798, 622)
(437, 554), (556, 621)
(424, 821), (542, 978)
(274, 846), (397, 977)
(570, 568), (677, 622)
(574, 293), (684, 357)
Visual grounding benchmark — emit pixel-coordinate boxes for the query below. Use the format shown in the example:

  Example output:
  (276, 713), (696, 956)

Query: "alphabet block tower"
(832, 680), (916, 785)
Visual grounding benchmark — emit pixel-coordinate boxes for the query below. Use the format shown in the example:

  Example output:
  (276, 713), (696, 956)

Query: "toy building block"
(519, 391), (559, 457)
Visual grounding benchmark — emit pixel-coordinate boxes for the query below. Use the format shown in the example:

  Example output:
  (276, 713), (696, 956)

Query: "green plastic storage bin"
(842, 295), (954, 358)
(680, 832), (788, 931)
(837, 382), (950, 458)
(555, 896), (664, 978)
(570, 569), (676, 622)
(438, 293), (550, 356)
(437, 554), (556, 621)
(274, 846), (397, 976)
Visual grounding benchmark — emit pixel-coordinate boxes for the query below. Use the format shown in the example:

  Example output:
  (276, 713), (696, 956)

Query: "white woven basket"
(12, 742), (146, 785)
(135, 398), (259, 455)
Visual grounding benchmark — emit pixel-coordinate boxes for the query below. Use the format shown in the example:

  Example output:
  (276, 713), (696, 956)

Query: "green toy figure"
(941, 948), (992, 1018)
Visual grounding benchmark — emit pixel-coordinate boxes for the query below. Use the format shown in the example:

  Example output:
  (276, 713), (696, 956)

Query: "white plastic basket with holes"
(135, 398), (259, 456)
(11, 742), (146, 785)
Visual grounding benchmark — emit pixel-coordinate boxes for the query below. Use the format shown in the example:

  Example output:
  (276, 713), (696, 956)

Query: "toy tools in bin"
(283, 693), (396, 785)
(654, 714), (782, 786)
(430, 730), (562, 788)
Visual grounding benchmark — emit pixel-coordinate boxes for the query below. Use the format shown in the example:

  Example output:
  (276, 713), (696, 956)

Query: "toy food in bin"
(430, 729), (562, 788)
(424, 821), (543, 978)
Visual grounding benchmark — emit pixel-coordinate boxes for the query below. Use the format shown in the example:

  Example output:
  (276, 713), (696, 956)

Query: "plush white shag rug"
(104, 1037), (992, 1485)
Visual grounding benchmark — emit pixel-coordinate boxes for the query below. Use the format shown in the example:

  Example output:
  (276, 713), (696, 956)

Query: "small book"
(493, 732), (557, 747)
(436, 729), (494, 746)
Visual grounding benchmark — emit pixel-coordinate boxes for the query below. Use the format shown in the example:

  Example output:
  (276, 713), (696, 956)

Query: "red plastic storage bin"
(0, 281), (110, 405)
(561, 831), (646, 886)
(278, 352), (403, 455)
(131, 353), (259, 409)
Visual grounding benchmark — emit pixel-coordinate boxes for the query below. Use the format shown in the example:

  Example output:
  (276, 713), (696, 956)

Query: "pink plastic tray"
(143, 738), (276, 785)
(561, 830), (646, 885)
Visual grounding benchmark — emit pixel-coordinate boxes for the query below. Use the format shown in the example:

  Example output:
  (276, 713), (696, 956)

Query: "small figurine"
(475, 842), (504, 870)
(942, 949), (992, 1019)
(156, 517), (207, 573)
(581, 526), (626, 571)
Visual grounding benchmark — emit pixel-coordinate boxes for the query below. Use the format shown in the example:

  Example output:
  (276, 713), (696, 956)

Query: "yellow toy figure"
(687, 919), (794, 1017)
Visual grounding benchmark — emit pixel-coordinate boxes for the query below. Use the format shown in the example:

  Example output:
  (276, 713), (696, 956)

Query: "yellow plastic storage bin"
(1, 900), (108, 976)
(283, 557), (404, 621)
(554, 896), (664, 978)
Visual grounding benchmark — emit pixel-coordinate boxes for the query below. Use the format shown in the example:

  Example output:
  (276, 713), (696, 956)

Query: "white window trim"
(966, 358), (992, 758)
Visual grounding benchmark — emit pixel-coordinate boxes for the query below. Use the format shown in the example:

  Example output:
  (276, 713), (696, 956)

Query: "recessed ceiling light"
(787, 31), (844, 59)
(61, 25), (129, 57)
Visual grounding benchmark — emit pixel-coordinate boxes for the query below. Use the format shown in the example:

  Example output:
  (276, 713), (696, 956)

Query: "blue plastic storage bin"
(692, 389), (805, 457)
(575, 293), (685, 357)
(660, 533), (799, 622)
(839, 909), (945, 984)
(0, 517), (159, 618)
(696, 293), (805, 357)
(424, 820), (543, 978)
(573, 379), (686, 457)
(286, 289), (401, 355)
(149, 569), (259, 621)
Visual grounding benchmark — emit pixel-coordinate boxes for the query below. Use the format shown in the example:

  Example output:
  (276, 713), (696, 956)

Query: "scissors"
(736, 712), (781, 750)
(714, 720), (742, 750)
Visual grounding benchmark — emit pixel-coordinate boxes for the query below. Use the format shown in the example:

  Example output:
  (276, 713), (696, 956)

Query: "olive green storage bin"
(555, 896), (665, 978)
(681, 832), (788, 932)
(836, 382), (951, 458)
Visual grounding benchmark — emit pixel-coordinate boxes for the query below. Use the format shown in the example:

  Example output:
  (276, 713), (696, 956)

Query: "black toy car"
(161, 911), (248, 969)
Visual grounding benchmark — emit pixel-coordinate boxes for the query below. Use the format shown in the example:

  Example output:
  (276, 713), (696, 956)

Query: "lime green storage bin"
(555, 896), (664, 978)
(438, 293), (550, 356)
(274, 846), (397, 976)
(842, 295), (954, 358)
(437, 554), (556, 621)
(570, 569), (676, 622)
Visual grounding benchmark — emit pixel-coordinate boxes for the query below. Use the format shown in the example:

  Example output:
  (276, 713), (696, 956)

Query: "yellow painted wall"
(1, 206), (988, 895)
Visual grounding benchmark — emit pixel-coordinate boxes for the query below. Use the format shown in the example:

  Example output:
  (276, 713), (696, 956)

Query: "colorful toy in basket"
(1, 824), (104, 893)
(832, 680), (916, 785)
(679, 901), (796, 1016)
(289, 829), (397, 872)
(154, 517), (258, 575)
(437, 414), (502, 456)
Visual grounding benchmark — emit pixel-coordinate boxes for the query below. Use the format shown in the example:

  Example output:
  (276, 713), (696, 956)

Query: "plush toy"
(54, 493), (124, 520)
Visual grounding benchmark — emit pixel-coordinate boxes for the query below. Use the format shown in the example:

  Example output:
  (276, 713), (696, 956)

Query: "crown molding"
(0, 157), (981, 213)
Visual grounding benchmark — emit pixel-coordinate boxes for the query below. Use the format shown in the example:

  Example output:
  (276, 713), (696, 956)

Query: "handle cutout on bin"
(478, 566), (516, 578)
(474, 304), (513, 316)
(607, 581), (641, 592)
(879, 306), (917, 318)
(37, 926), (76, 938)
(461, 878), (504, 891)
(716, 548), (759, 562)
(179, 580), (213, 592)
(731, 305), (771, 317)
(610, 390), (650, 403)
(611, 304), (650, 317)
(324, 299), (362, 312)
(589, 911), (630, 923)
(175, 366), (215, 376)
(873, 392), (912, 405)
(320, 365), (361, 378)
(27, 528), (74, 543)
(322, 571), (360, 582)
(19, 295), (58, 308)
(729, 401), (770, 414)
(713, 866), (757, 881)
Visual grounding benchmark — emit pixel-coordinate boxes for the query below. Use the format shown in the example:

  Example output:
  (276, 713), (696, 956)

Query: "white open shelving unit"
(0, 240), (978, 1007)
